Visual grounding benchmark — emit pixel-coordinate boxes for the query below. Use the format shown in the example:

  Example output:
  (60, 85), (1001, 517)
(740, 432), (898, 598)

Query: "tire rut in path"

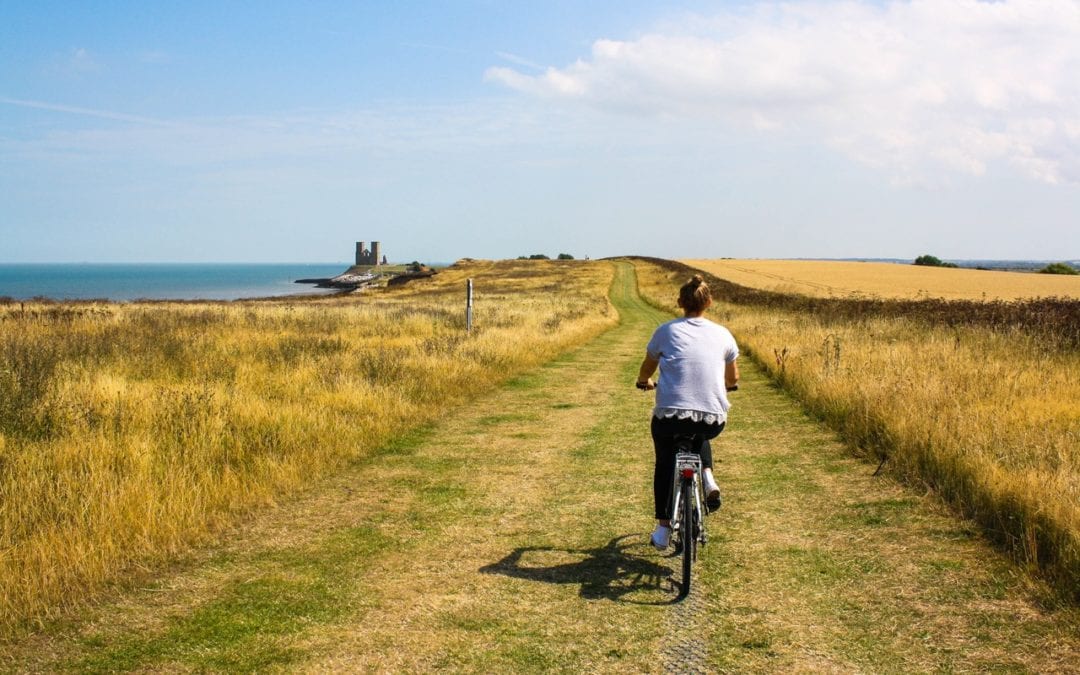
(661, 580), (711, 674)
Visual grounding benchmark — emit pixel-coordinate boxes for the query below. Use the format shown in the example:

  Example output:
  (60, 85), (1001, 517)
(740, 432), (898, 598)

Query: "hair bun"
(678, 273), (712, 313)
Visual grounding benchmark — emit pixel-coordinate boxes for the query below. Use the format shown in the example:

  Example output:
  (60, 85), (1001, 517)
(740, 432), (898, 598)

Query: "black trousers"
(651, 415), (725, 520)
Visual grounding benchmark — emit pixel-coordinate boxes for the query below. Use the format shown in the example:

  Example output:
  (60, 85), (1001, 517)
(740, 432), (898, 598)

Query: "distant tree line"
(913, 255), (1076, 275)
(517, 253), (575, 260)
(1040, 262), (1078, 275)
(913, 254), (958, 268)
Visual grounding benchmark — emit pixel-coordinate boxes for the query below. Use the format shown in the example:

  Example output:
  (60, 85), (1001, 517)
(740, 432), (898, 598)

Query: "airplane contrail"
(0, 97), (172, 126)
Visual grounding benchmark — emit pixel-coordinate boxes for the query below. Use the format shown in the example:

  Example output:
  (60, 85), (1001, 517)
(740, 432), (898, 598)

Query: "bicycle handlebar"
(636, 381), (739, 392)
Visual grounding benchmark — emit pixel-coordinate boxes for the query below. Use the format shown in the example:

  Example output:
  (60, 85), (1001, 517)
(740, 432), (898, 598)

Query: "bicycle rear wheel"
(680, 476), (694, 596)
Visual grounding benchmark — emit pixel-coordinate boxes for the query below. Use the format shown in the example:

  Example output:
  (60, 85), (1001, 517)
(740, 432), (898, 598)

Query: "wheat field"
(683, 258), (1080, 301)
(636, 258), (1080, 599)
(0, 259), (616, 637)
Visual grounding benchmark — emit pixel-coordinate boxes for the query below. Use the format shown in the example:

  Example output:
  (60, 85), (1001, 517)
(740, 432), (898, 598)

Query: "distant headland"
(294, 240), (436, 290)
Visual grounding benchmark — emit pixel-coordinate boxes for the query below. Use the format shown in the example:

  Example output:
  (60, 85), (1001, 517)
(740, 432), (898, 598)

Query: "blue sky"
(2, 0), (1079, 263)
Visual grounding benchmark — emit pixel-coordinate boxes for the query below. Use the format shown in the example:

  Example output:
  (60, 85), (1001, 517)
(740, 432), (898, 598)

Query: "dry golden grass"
(6, 262), (1078, 672)
(684, 258), (1080, 301)
(636, 259), (1080, 598)
(0, 259), (616, 637)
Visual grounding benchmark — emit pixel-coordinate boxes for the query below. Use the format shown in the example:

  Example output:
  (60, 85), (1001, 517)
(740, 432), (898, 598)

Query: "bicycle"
(669, 433), (706, 597)
(637, 380), (736, 597)
(660, 387), (738, 598)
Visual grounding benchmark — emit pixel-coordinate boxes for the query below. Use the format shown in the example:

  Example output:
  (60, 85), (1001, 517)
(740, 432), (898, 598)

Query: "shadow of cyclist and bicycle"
(479, 534), (686, 605)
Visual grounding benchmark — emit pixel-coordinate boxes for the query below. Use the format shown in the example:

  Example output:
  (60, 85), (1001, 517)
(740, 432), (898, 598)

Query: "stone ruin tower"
(355, 241), (383, 266)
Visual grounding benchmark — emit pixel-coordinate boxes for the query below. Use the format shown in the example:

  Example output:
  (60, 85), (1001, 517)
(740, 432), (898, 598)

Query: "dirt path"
(5, 261), (1078, 672)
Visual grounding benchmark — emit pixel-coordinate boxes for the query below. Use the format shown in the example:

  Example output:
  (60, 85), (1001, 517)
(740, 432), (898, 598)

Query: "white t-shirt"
(646, 317), (739, 422)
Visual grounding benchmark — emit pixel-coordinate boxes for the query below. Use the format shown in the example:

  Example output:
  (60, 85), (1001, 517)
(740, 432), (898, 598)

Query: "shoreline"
(295, 264), (438, 291)
(0, 262), (353, 303)
(0, 264), (439, 303)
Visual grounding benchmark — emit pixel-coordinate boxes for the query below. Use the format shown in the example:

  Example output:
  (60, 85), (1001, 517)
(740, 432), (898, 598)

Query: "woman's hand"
(637, 354), (659, 391)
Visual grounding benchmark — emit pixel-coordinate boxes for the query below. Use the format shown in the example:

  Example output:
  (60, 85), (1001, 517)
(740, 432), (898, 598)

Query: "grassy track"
(3, 261), (1078, 672)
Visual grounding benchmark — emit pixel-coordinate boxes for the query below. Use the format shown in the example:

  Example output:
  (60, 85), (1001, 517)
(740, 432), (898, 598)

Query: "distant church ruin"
(355, 241), (387, 266)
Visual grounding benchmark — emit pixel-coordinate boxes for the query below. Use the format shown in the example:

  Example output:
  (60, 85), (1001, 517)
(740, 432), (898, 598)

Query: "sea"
(0, 263), (353, 302)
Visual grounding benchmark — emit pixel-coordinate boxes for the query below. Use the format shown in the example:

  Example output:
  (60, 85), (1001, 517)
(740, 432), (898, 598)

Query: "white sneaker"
(650, 524), (672, 550)
(703, 472), (722, 511)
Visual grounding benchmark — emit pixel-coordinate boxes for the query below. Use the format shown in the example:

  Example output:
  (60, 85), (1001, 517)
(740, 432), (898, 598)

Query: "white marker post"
(466, 278), (474, 333)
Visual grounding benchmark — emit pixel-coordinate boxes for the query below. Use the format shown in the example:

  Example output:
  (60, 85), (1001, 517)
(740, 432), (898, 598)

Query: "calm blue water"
(0, 263), (352, 301)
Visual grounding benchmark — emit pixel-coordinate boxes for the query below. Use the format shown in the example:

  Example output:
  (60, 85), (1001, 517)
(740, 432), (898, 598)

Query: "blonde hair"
(678, 274), (711, 314)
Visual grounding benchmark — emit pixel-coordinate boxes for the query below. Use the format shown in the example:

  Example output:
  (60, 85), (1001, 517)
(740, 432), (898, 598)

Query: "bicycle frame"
(670, 451), (705, 546)
(670, 448), (706, 596)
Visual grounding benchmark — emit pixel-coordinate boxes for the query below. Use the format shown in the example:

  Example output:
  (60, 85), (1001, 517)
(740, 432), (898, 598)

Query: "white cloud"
(485, 0), (1080, 184)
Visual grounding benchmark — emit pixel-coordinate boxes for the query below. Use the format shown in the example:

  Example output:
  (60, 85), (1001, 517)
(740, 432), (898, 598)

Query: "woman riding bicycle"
(636, 274), (739, 550)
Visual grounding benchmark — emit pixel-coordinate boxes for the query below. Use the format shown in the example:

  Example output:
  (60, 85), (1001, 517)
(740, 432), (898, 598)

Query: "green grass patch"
(371, 422), (438, 457)
(69, 526), (391, 671)
(502, 374), (543, 390)
(437, 609), (505, 634)
(74, 577), (336, 671)
(832, 497), (917, 528)
(476, 412), (539, 426)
